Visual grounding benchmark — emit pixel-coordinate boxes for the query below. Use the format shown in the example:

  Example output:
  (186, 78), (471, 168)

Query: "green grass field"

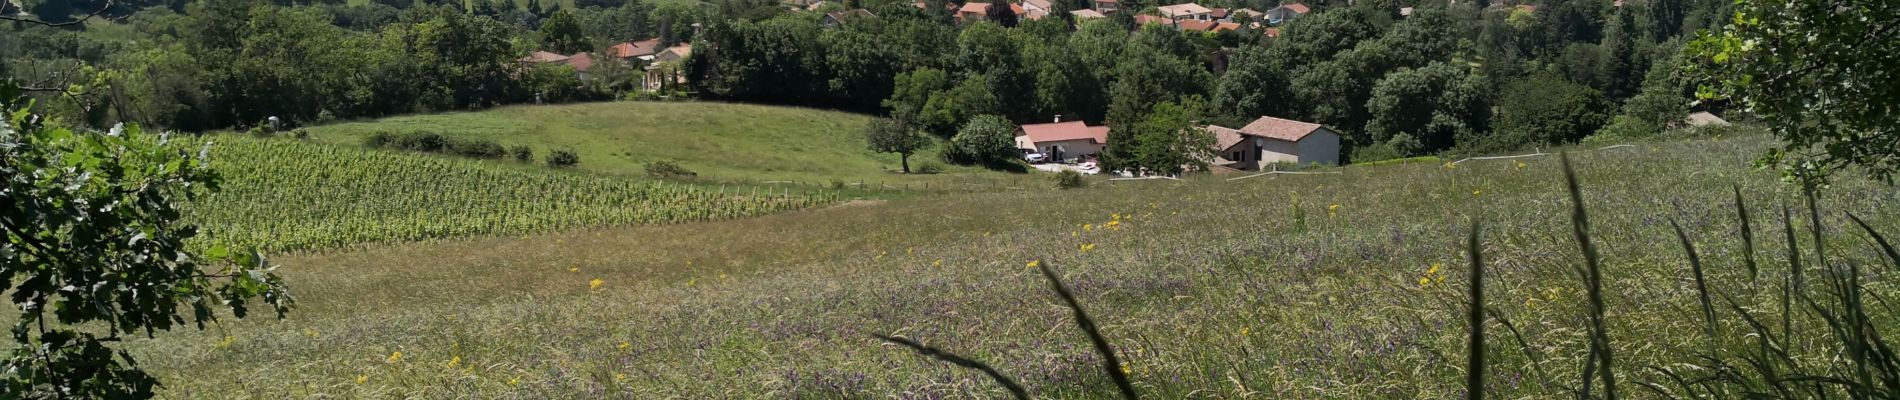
(185, 134), (839, 253)
(305, 101), (1030, 190)
(122, 134), (1900, 397)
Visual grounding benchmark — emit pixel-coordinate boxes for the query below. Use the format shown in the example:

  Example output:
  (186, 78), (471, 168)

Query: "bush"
(365, 131), (392, 148)
(510, 145), (533, 162)
(644, 160), (696, 178)
(914, 160), (945, 174)
(947, 115), (1020, 166)
(292, 129), (311, 140)
(1582, 115), (1658, 146)
(1053, 169), (1085, 189)
(547, 149), (581, 168)
(448, 138), (505, 159)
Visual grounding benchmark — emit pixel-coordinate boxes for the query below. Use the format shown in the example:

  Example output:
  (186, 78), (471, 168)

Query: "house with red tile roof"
(1070, 9), (1107, 19)
(956, 2), (1026, 22)
(1016, 119), (1111, 162)
(1265, 2), (1309, 24)
(518, 51), (571, 64)
(1203, 116), (1340, 169)
(1158, 3), (1215, 22)
(608, 39), (664, 61)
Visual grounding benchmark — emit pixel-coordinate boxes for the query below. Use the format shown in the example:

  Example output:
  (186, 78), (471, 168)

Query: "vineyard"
(186, 135), (839, 252)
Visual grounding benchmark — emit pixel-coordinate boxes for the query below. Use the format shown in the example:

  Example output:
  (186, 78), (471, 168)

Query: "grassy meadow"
(123, 134), (1900, 398)
(304, 101), (1034, 190)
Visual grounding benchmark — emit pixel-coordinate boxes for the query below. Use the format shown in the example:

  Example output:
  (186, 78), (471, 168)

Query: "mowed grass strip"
(127, 135), (1900, 398)
(306, 101), (1026, 188)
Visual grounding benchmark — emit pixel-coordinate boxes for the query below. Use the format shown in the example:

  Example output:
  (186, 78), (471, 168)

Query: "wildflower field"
(123, 134), (1899, 398)
(184, 135), (841, 252)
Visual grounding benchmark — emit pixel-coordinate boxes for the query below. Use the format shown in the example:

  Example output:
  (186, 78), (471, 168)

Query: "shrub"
(1053, 169), (1085, 189)
(448, 138), (505, 159)
(947, 115), (1019, 166)
(645, 160), (696, 178)
(547, 149), (581, 168)
(365, 131), (392, 148)
(293, 129), (311, 140)
(510, 145), (533, 162)
(914, 160), (945, 174)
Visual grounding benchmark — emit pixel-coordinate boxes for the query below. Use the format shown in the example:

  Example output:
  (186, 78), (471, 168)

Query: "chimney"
(1053, 114), (1063, 123)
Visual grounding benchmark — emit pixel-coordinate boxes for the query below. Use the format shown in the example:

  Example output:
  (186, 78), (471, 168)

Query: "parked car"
(1023, 151), (1049, 163)
(1076, 161), (1100, 175)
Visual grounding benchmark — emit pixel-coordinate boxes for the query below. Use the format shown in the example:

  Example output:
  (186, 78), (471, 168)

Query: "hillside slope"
(133, 135), (1900, 398)
(305, 101), (1024, 188)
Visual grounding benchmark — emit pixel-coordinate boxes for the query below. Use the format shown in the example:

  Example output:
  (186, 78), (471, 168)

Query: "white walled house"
(1204, 116), (1340, 170)
(1016, 120), (1110, 162)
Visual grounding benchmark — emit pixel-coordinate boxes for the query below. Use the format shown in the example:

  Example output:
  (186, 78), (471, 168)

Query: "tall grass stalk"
(1735, 185), (1760, 281)
(1669, 218), (1717, 351)
(1038, 260), (1140, 400)
(1464, 221), (1486, 400)
(870, 334), (1028, 399)
(1562, 153), (1617, 399)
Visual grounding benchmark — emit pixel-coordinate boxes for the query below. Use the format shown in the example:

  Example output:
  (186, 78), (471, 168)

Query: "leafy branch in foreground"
(0, 81), (293, 398)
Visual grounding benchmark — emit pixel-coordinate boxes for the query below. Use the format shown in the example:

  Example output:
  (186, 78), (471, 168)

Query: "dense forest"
(4, 0), (1735, 163)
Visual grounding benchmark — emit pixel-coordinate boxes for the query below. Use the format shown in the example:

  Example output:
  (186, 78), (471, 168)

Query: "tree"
(1119, 99), (1215, 175)
(865, 117), (933, 173)
(947, 114), (1020, 166)
(919, 76), (1001, 137)
(1365, 62), (1490, 155)
(1687, 0), (1899, 182)
(1641, 0), (1685, 42)
(1598, 6), (1642, 101)
(1211, 43), (1292, 126)
(984, 1), (1017, 28)
(1483, 73), (1611, 153)
(539, 10), (588, 53)
(0, 83), (293, 398)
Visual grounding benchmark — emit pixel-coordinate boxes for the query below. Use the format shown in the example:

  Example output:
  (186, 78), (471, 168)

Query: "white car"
(1076, 162), (1100, 175)
(1023, 152), (1049, 163)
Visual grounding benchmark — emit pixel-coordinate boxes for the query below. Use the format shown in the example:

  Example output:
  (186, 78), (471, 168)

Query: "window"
(1233, 151), (1242, 161)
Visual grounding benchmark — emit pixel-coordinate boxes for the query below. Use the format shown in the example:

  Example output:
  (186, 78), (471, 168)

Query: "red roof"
(1178, 19), (1218, 31)
(1019, 121), (1109, 144)
(1237, 116), (1324, 141)
(1213, 22), (1241, 32)
(958, 2), (1025, 15)
(1265, 27), (1282, 37)
(564, 52), (596, 72)
(608, 39), (663, 59)
(519, 51), (570, 63)
(1279, 3), (1310, 13)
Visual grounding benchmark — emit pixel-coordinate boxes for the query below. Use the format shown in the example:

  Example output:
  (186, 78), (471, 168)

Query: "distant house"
(608, 39), (664, 61)
(1134, 14), (1170, 26)
(1022, 0), (1053, 14)
(564, 53), (597, 79)
(1092, 0), (1118, 14)
(1158, 3), (1214, 22)
(1264, 27), (1281, 37)
(1016, 119), (1111, 162)
(518, 51), (600, 79)
(957, 2), (1025, 22)
(1685, 111), (1729, 127)
(1225, 7), (1262, 22)
(518, 51), (571, 64)
(821, 8), (876, 27)
(1070, 9), (1108, 19)
(1399, 6), (1413, 17)
(644, 45), (694, 92)
(1264, 2), (1309, 24)
(1203, 116), (1340, 169)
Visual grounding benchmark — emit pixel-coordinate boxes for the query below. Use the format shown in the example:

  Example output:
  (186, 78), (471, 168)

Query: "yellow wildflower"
(983, 231), (992, 237)
(1121, 364), (1132, 375)
(615, 372), (627, 381)
(356, 375), (368, 384)
(687, 279), (697, 287)
(1027, 260), (1041, 269)
(303, 329), (318, 337)
(932, 259), (942, 267)
(1072, 231), (1079, 237)
(1084, 223), (1093, 232)
(1106, 220), (1121, 229)
(1428, 263), (1442, 275)
(1238, 327), (1250, 337)
(589, 278), (605, 290)
(618, 341), (631, 350)
(1418, 277), (1431, 287)
(215, 335), (237, 348)
(568, 265), (579, 273)
(446, 356), (462, 369)
(508, 377), (520, 386)
(386, 351), (403, 364)
(1514, 160), (1528, 170)
(1444, 161), (1458, 169)
(1079, 243), (1096, 252)
(1473, 189), (1483, 197)
(1327, 204), (1340, 217)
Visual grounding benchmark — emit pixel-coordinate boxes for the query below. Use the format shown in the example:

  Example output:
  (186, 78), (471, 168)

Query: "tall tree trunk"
(901, 153), (912, 173)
